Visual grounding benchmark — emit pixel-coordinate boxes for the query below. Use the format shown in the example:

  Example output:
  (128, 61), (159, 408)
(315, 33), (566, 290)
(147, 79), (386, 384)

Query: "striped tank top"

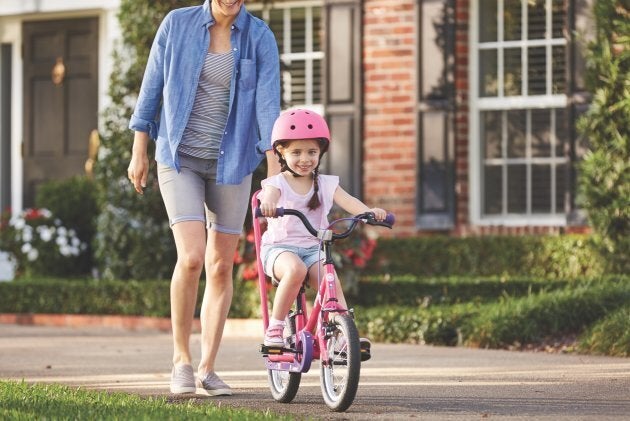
(179, 49), (234, 159)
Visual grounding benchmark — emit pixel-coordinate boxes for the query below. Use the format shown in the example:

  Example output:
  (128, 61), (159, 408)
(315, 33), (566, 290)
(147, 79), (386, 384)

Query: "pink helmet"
(271, 109), (330, 153)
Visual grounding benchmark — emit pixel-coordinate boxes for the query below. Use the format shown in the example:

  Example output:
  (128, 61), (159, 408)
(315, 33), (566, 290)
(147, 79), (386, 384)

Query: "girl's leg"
(170, 220), (207, 366)
(271, 252), (308, 321)
(197, 230), (240, 376)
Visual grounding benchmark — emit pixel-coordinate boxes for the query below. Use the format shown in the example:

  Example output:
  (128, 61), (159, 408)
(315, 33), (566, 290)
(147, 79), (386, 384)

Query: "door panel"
(22, 18), (98, 206)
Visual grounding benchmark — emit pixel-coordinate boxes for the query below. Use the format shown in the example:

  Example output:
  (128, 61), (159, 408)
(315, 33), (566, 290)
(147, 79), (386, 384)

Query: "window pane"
(286, 60), (306, 105)
(528, 46), (546, 94)
(507, 110), (526, 158)
(507, 164), (527, 213)
(504, 47), (522, 96)
(291, 8), (307, 54)
(480, 49), (498, 97)
(479, 0), (498, 42)
(555, 163), (567, 213)
(552, 45), (566, 94)
(312, 7), (322, 52)
(531, 164), (551, 213)
(527, 0), (546, 40)
(504, 0), (522, 41)
(552, 0), (565, 39)
(531, 109), (551, 158)
(482, 111), (502, 159)
(421, 112), (447, 212)
(269, 9), (284, 53)
(555, 108), (567, 157)
(484, 165), (502, 214)
(313, 58), (322, 103)
(421, 0), (451, 100)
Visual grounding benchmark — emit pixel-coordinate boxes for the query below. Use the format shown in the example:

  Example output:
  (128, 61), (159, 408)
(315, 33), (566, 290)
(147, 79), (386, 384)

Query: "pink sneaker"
(264, 324), (285, 347)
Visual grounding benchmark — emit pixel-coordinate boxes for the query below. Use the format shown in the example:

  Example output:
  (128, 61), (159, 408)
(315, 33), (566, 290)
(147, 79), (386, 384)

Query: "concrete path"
(1, 323), (630, 420)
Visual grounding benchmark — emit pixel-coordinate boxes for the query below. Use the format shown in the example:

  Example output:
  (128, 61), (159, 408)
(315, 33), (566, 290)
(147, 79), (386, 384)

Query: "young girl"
(258, 109), (387, 347)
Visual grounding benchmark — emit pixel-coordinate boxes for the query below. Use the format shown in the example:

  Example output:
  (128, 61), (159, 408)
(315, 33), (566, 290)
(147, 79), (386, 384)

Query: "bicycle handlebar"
(255, 207), (394, 241)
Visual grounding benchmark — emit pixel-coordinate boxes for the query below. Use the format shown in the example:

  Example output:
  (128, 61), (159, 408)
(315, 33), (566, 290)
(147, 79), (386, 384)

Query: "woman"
(127, 0), (280, 395)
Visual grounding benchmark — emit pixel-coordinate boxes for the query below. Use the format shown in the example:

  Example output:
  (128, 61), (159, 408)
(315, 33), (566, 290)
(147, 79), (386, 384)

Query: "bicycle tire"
(267, 315), (301, 403)
(319, 313), (361, 412)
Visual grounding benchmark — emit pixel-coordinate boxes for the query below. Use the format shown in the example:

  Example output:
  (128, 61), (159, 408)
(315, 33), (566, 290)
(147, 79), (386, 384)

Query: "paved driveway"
(1, 324), (629, 420)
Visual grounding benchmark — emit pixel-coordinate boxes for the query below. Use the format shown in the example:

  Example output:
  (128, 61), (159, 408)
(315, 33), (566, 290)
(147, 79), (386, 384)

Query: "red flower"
(242, 265), (258, 281)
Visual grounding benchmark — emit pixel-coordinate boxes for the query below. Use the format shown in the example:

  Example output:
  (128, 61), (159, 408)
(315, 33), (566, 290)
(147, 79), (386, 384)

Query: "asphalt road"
(1, 324), (629, 420)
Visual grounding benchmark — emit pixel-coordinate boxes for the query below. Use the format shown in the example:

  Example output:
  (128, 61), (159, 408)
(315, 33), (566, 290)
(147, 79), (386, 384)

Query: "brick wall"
(363, 0), (417, 235)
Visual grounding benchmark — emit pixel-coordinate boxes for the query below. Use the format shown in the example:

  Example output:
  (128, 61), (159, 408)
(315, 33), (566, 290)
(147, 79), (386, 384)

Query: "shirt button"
(231, 25), (234, 30)
(224, 131), (228, 135)
(220, 150), (225, 155)
(233, 47), (237, 51)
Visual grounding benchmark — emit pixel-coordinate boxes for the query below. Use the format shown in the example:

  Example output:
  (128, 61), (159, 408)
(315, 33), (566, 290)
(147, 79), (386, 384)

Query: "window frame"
(469, 0), (570, 226)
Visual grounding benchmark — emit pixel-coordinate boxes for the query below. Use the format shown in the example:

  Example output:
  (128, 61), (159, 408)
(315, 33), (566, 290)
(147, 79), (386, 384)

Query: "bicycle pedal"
(259, 344), (284, 355)
(360, 340), (371, 362)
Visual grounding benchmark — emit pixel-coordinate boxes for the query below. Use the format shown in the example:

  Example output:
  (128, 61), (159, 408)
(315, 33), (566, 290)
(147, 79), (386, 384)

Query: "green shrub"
(354, 275), (571, 307)
(576, 0), (630, 274)
(366, 234), (605, 278)
(463, 276), (630, 348)
(578, 306), (630, 357)
(35, 176), (98, 275)
(0, 277), (258, 319)
(93, 0), (198, 280)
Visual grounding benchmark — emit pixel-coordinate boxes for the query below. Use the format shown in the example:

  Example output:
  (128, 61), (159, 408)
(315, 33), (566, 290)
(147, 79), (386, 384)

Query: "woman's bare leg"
(170, 221), (206, 366)
(197, 230), (239, 375)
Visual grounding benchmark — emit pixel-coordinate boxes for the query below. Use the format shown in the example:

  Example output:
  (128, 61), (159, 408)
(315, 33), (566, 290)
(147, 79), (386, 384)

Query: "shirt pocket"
(238, 59), (257, 90)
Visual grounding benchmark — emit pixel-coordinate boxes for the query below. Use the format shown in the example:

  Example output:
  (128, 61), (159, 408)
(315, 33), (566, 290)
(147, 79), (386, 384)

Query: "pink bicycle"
(251, 191), (394, 411)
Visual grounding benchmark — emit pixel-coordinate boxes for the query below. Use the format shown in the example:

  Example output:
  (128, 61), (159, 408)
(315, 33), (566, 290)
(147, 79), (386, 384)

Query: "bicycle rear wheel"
(267, 315), (301, 403)
(319, 313), (361, 412)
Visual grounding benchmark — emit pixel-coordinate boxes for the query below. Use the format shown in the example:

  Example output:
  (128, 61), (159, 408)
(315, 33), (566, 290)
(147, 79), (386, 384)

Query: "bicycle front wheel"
(319, 313), (361, 412)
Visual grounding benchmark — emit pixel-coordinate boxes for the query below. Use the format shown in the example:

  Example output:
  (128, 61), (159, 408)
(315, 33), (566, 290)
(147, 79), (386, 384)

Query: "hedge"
(365, 234), (606, 278)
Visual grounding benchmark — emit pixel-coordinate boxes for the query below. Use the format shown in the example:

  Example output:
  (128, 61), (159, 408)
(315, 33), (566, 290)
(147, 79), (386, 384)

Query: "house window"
(416, 0), (456, 230)
(472, 0), (569, 224)
(249, 1), (324, 112)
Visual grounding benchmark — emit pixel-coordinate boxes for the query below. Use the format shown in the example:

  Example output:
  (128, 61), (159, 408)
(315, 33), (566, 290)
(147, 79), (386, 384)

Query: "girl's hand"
(259, 201), (279, 217)
(370, 208), (387, 221)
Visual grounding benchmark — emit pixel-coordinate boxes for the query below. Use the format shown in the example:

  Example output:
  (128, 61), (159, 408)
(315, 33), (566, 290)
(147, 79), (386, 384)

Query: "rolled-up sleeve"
(254, 28), (281, 153)
(128, 13), (171, 139)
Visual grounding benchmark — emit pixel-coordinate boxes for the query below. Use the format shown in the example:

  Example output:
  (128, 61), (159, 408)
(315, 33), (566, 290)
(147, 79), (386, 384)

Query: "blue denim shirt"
(128, 1), (280, 184)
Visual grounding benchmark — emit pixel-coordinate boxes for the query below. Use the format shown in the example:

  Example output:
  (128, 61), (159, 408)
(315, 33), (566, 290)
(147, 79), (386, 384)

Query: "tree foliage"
(93, 0), (199, 279)
(576, 0), (629, 273)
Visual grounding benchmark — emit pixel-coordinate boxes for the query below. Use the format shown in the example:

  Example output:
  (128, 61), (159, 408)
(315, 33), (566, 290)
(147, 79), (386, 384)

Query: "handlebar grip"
(254, 207), (285, 217)
(366, 212), (395, 228)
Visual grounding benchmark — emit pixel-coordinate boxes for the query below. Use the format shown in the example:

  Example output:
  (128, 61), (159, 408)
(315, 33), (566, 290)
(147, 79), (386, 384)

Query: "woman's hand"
(128, 132), (150, 195)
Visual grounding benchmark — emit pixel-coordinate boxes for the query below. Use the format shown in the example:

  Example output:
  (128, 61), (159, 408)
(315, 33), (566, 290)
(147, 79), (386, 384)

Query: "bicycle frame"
(250, 190), (393, 374)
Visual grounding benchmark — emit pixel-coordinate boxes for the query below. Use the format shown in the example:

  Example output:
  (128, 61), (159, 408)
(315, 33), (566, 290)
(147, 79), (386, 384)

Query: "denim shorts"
(261, 244), (323, 283)
(157, 153), (252, 235)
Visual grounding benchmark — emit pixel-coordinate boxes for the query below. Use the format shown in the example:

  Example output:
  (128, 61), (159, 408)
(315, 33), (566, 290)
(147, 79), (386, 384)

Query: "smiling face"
(212, 0), (244, 19)
(277, 139), (322, 177)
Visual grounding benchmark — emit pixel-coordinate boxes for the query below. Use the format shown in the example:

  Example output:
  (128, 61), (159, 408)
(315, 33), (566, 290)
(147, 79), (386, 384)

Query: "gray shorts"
(157, 153), (252, 235)
(261, 244), (323, 284)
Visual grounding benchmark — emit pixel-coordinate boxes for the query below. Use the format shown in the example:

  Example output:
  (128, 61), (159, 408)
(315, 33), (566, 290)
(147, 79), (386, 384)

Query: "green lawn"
(0, 381), (294, 421)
